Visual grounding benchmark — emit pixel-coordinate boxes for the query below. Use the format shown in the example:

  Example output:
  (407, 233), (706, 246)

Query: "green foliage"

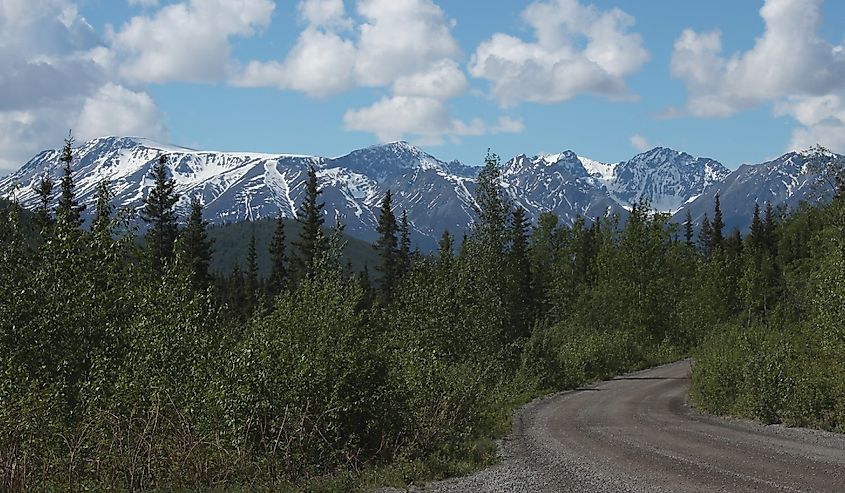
(691, 194), (845, 432)
(207, 217), (378, 279)
(291, 166), (327, 279)
(141, 155), (180, 275)
(180, 197), (214, 290)
(268, 214), (289, 296)
(56, 132), (86, 228)
(374, 190), (399, 300)
(4, 143), (845, 492)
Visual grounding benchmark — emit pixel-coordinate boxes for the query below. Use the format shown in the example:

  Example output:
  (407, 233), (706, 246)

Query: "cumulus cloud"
(109, 0), (275, 83)
(236, 0), (514, 144)
(392, 59), (468, 99)
(0, 0), (168, 174)
(235, 27), (357, 97)
(298, 0), (351, 29)
(74, 83), (168, 141)
(234, 0), (462, 97)
(492, 116), (526, 134)
(670, 0), (845, 152)
(468, 0), (649, 105)
(352, 0), (461, 87)
(630, 134), (650, 152)
(344, 96), (523, 144)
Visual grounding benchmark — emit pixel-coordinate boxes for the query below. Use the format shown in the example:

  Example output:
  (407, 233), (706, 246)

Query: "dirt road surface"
(385, 360), (845, 492)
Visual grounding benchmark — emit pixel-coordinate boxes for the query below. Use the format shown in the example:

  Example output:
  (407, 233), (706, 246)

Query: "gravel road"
(382, 360), (845, 493)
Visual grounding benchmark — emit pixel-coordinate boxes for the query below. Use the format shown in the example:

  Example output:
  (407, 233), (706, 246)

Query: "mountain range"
(0, 136), (841, 249)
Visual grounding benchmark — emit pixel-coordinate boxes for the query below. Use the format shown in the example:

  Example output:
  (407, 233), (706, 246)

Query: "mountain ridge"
(1, 136), (840, 249)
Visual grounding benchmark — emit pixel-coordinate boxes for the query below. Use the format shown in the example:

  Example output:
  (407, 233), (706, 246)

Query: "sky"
(2, 0), (845, 176)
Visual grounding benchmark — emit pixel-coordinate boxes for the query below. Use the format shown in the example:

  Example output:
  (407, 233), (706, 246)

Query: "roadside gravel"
(380, 360), (845, 493)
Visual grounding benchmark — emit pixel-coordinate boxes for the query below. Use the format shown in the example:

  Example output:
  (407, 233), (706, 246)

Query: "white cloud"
(353, 0), (461, 87)
(74, 83), (168, 141)
(235, 0), (463, 97)
(234, 0), (512, 142)
(344, 96), (454, 142)
(298, 0), (351, 29)
(630, 134), (650, 152)
(775, 95), (845, 151)
(109, 0), (275, 83)
(128, 0), (158, 6)
(492, 116), (525, 134)
(344, 96), (523, 144)
(468, 0), (649, 105)
(392, 59), (468, 99)
(670, 0), (845, 152)
(0, 0), (168, 175)
(234, 27), (357, 97)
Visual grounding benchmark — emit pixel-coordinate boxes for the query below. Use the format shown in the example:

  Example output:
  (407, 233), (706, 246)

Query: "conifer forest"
(1, 137), (844, 491)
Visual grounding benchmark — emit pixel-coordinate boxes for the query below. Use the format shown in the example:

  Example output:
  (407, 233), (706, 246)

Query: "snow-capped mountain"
(502, 151), (627, 225)
(0, 137), (486, 249)
(0, 136), (770, 249)
(675, 148), (845, 232)
(597, 147), (730, 213)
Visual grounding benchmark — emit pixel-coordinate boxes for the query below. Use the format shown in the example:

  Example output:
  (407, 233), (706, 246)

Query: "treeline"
(691, 193), (845, 430)
(1, 136), (842, 491)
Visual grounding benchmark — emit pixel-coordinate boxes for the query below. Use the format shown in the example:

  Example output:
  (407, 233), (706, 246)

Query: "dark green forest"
(1, 138), (844, 491)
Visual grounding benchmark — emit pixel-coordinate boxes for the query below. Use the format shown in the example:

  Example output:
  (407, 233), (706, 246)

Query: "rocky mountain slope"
(2, 136), (836, 249)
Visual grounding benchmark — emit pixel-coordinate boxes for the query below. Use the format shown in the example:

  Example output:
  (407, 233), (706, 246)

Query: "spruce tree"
(398, 209), (411, 276)
(699, 213), (712, 258)
(34, 176), (54, 238)
(710, 194), (725, 252)
(683, 210), (694, 248)
(749, 202), (764, 249)
(56, 132), (86, 227)
(509, 206), (533, 338)
(438, 230), (454, 263)
(181, 197), (213, 290)
(141, 154), (180, 274)
(228, 264), (246, 319)
(92, 179), (114, 237)
(268, 213), (288, 295)
(292, 166), (326, 278)
(374, 189), (399, 299)
(763, 201), (776, 253)
(246, 231), (259, 309)
(474, 150), (509, 252)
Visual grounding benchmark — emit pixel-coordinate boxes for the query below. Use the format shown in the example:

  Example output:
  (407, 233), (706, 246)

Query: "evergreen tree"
(474, 150), (509, 252)
(683, 210), (694, 248)
(509, 206), (534, 338)
(292, 166), (326, 278)
(699, 213), (712, 258)
(227, 264), (246, 319)
(725, 228), (743, 258)
(181, 197), (213, 290)
(710, 194), (725, 252)
(246, 231), (259, 308)
(56, 132), (86, 227)
(92, 179), (114, 237)
(438, 230), (454, 263)
(141, 154), (180, 274)
(763, 201), (776, 253)
(268, 213), (288, 296)
(374, 190), (399, 299)
(34, 176), (54, 238)
(398, 209), (411, 276)
(749, 202), (764, 249)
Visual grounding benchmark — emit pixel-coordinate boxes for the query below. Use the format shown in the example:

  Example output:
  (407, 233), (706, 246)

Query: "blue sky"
(2, 0), (845, 175)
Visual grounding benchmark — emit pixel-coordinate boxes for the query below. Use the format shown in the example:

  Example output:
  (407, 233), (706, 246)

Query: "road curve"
(388, 360), (845, 493)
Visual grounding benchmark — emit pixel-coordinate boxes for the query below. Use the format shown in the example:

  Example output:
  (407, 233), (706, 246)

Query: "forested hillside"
(207, 218), (379, 278)
(1, 137), (843, 491)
